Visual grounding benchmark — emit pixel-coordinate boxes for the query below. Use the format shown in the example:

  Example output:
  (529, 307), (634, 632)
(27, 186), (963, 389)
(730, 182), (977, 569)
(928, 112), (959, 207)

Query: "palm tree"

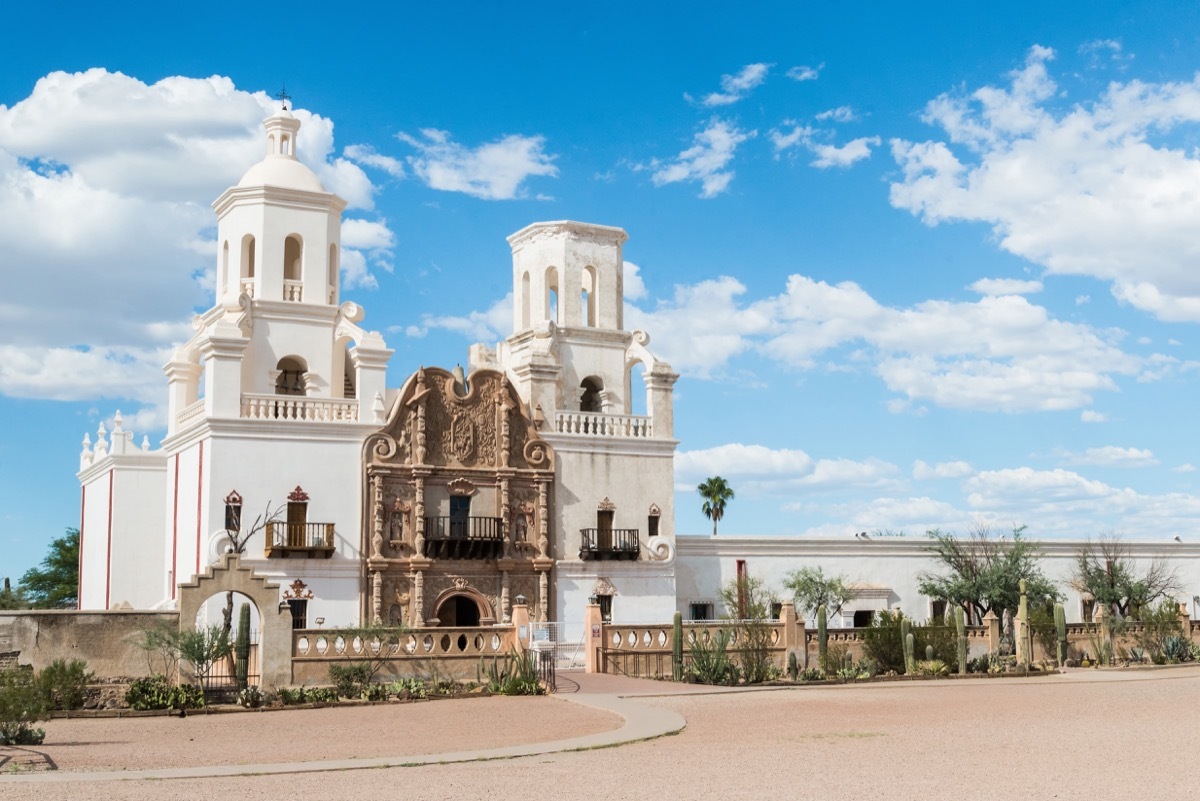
(697, 476), (735, 536)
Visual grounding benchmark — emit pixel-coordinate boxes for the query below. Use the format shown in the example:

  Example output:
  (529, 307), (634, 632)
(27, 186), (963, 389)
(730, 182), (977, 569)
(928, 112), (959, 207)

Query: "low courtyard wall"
(0, 609), (178, 677)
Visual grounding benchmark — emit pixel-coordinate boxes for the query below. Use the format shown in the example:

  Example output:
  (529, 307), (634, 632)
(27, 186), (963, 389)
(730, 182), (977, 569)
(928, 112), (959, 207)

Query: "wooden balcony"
(579, 528), (640, 561)
(265, 522), (335, 558)
(423, 516), (503, 560)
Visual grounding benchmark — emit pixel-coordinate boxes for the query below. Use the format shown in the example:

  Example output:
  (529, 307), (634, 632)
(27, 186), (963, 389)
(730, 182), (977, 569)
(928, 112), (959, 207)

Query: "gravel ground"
(0, 695), (620, 774)
(4, 666), (1199, 801)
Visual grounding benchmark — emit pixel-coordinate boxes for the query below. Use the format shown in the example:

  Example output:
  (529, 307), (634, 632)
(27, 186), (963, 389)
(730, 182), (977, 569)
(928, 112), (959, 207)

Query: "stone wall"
(0, 609), (178, 678)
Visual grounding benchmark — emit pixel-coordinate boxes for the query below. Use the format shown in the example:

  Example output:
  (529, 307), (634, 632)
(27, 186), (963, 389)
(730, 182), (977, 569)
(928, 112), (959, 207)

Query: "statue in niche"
(389, 497), (411, 544)
(392, 591), (409, 626)
(514, 501), (534, 551)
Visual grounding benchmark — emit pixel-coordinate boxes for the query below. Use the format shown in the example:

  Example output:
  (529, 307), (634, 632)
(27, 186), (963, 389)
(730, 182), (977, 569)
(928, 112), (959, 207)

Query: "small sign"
(534, 628), (550, 641)
(591, 623), (601, 639)
(518, 625), (528, 640)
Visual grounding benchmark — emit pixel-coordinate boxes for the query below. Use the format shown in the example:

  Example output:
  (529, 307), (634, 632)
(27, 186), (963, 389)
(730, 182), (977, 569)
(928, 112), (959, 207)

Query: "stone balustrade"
(175, 398), (206, 430)
(555, 411), (652, 438)
(240, 393), (359, 422)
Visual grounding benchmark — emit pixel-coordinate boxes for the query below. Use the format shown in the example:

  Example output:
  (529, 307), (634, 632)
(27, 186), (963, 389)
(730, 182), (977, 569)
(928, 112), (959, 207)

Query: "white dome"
(237, 157), (326, 193)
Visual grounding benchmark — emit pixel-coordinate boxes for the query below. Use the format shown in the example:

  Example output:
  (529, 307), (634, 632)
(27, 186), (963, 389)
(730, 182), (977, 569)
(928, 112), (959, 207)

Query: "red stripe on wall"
(104, 469), (114, 610)
(194, 441), (204, 576)
(171, 454), (179, 600)
(78, 485), (85, 610)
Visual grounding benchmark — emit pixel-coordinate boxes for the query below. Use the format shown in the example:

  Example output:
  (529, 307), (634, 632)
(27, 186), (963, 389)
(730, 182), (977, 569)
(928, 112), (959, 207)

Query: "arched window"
(275, 356), (308, 396)
(520, 271), (531, 330)
(582, 265), (597, 327)
(241, 234), (256, 279)
(280, 134), (291, 156)
(625, 360), (647, 416)
(545, 266), (559, 324)
(580, 376), (604, 413)
(284, 235), (302, 281)
(220, 241), (229, 294)
(328, 244), (338, 303)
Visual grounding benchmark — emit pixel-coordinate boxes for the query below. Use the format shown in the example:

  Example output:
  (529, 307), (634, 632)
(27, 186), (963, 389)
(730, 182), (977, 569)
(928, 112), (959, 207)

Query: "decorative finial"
(141, 435), (150, 451)
(276, 84), (292, 111)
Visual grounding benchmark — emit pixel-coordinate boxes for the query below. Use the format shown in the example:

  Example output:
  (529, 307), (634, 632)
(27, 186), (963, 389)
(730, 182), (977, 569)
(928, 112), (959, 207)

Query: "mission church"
(74, 106), (1200, 636)
(75, 106), (680, 637)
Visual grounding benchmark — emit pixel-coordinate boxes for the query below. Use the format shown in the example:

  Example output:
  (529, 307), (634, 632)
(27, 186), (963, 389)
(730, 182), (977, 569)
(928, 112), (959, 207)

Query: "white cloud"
(816, 106), (856, 123)
(1081, 409), (1108, 423)
(787, 64), (823, 82)
(341, 218), (395, 251)
(650, 119), (755, 198)
(677, 443), (900, 497)
(890, 45), (1200, 323)
(406, 293), (512, 343)
(1174, 463), (1197, 473)
(0, 344), (169, 405)
(912, 460), (974, 480)
(809, 135), (881, 168)
(344, 143), (405, 178)
(0, 68), (394, 384)
(969, 277), (1044, 296)
(623, 261), (647, 301)
(1059, 445), (1158, 467)
(397, 128), (557, 200)
(770, 122), (813, 152)
(690, 63), (771, 107)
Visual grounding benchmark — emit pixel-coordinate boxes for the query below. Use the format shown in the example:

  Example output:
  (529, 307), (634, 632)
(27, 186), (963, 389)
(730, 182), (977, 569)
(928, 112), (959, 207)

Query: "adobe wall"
(0, 609), (178, 677)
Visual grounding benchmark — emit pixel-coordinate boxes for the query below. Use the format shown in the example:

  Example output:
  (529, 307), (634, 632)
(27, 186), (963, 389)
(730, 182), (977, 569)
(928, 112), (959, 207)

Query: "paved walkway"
(0, 672), (686, 785)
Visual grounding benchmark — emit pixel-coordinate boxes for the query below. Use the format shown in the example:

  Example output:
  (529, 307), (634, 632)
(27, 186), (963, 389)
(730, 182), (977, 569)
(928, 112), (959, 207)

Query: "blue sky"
(5, 1), (1200, 579)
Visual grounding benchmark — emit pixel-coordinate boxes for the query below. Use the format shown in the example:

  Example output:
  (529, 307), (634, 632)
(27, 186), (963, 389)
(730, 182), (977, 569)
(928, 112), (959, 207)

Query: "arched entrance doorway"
(436, 594), (481, 627)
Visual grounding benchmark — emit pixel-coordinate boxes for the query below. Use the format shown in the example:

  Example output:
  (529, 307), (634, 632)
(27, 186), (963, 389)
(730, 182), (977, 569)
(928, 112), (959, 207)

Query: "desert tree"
(782, 566), (854, 619)
(1071, 534), (1182, 619)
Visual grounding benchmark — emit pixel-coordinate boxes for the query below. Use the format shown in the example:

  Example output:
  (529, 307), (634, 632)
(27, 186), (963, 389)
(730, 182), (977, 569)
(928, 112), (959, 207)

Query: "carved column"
(412, 570), (425, 628)
(414, 474), (426, 556)
(499, 475), (511, 558)
(370, 475), (384, 559)
(415, 393), (427, 464)
(371, 570), (383, 624)
(499, 391), (511, 468)
(501, 570), (511, 623)
(536, 478), (549, 559)
(538, 571), (549, 623)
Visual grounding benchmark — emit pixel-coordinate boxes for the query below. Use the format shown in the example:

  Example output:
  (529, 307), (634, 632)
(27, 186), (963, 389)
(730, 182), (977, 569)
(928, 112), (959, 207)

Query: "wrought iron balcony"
(265, 522), (335, 558)
(423, 516), (504, 560)
(579, 528), (640, 561)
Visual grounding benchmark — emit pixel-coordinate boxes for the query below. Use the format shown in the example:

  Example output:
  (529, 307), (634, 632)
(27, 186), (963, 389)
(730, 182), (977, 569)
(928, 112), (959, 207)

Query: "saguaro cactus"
(904, 632), (915, 675)
(672, 611), (683, 682)
(817, 604), (828, 670)
(955, 606), (967, 675)
(1016, 578), (1031, 667)
(900, 616), (911, 672)
(235, 602), (251, 691)
(1054, 603), (1067, 666)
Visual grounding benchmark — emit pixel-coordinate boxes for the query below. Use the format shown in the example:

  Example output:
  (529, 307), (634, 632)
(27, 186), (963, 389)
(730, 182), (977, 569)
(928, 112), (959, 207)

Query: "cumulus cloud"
(397, 128), (557, 200)
(1081, 410), (1108, 423)
(1058, 445), (1158, 467)
(690, 63), (771, 107)
(771, 123), (880, 168)
(648, 119), (755, 198)
(406, 293), (512, 343)
(890, 45), (1200, 323)
(0, 68), (393, 423)
(969, 277), (1044, 296)
(676, 443), (900, 497)
(808, 135), (881, 168)
(816, 106), (857, 123)
(623, 261), (647, 301)
(912, 460), (974, 480)
(344, 143), (405, 178)
(787, 64), (823, 82)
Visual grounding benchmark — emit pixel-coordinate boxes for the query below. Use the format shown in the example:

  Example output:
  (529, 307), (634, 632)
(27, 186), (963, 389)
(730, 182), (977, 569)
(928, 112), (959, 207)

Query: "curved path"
(0, 676), (686, 785)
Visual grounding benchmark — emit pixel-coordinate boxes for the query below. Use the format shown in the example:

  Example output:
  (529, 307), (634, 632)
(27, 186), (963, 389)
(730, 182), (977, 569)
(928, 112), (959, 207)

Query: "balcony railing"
(579, 528), (640, 561)
(176, 398), (206, 431)
(240, 394), (359, 422)
(265, 522), (335, 558)
(283, 279), (303, 302)
(423, 516), (503, 560)
(555, 412), (652, 438)
(241, 279), (257, 298)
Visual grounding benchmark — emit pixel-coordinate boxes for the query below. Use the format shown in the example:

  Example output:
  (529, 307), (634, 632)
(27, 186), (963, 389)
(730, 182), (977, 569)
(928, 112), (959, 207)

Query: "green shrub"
(124, 675), (203, 711)
(277, 685), (338, 705)
(328, 662), (372, 698)
(799, 667), (824, 681)
(0, 669), (48, 745)
(1162, 635), (1192, 664)
(237, 685), (264, 709)
(862, 611), (906, 673)
(481, 650), (544, 695)
(913, 621), (959, 669)
(914, 659), (950, 676)
(38, 658), (93, 710)
(687, 629), (739, 685)
(389, 677), (427, 699)
(361, 682), (389, 702)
